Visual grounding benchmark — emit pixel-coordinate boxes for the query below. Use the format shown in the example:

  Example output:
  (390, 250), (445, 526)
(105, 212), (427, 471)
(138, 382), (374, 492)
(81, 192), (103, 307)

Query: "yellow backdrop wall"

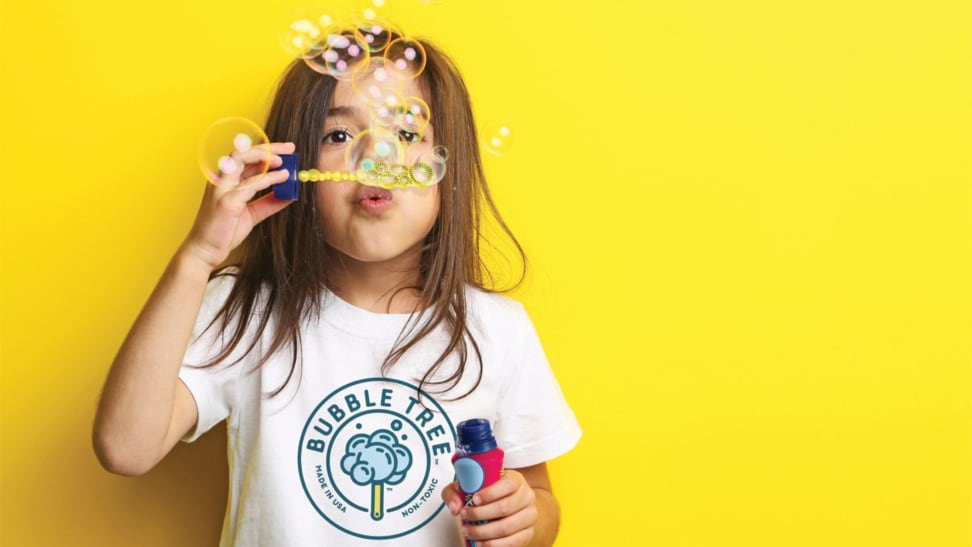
(1, 0), (970, 546)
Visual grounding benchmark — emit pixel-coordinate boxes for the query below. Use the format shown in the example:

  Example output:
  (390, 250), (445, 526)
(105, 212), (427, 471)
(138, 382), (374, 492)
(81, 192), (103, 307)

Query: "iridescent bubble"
(278, 9), (335, 58)
(198, 117), (271, 186)
(396, 96), (431, 135)
(346, 127), (405, 186)
(305, 30), (370, 80)
(351, 62), (405, 129)
(428, 145), (448, 183)
(482, 120), (515, 156)
(384, 37), (426, 79)
(371, 90), (406, 129)
(409, 145), (448, 186)
(355, 18), (398, 54)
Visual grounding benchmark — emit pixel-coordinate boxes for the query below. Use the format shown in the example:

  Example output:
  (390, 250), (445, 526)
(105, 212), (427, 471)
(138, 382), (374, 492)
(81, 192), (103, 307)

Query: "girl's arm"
(442, 462), (561, 547)
(92, 142), (295, 476)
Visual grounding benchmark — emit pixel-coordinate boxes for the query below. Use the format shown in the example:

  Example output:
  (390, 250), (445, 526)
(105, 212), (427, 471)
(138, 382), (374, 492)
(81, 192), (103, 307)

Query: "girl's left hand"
(441, 469), (538, 547)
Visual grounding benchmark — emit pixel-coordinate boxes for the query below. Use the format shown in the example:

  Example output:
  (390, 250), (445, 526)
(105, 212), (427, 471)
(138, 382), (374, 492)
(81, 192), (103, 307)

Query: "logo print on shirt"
(298, 378), (456, 539)
(340, 426), (413, 520)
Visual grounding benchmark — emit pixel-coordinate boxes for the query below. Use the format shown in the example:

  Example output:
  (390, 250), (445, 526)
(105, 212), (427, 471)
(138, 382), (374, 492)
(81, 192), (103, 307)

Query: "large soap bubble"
(278, 9), (335, 59)
(197, 117), (271, 186)
(305, 30), (370, 80)
(396, 95), (431, 135)
(482, 119), (515, 157)
(346, 127), (406, 186)
(383, 37), (426, 80)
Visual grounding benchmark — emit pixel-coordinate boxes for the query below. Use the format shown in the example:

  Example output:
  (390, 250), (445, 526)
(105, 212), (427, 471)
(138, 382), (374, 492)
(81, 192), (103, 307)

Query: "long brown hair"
(202, 35), (526, 399)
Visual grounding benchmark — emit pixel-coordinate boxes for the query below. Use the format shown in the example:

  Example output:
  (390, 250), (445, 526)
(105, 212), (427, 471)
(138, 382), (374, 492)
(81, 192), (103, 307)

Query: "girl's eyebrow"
(326, 105), (362, 119)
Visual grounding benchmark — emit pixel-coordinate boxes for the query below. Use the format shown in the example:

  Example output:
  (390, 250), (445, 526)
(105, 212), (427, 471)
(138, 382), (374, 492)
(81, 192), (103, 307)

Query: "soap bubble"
(351, 62), (405, 128)
(410, 145), (448, 186)
(278, 9), (335, 58)
(354, 17), (398, 53)
(198, 117), (271, 187)
(370, 91), (405, 129)
(384, 37), (426, 79)
(396, 96), (430, 135)
(482, 119), (515, 156)
(305, 30), (370, 79)
(346, 127), (405, 186)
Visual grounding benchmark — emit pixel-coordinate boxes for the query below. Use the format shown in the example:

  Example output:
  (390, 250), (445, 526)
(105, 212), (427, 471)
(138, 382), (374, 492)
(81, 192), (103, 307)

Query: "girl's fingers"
(440, 482), (464, 515)
(234, 168), (292, 199)
(223, 142), (297, 185)
(246, 192), (294, 225)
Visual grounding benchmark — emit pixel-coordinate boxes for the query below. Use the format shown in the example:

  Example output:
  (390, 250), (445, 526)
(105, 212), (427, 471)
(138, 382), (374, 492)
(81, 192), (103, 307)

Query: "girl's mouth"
(356, 186), (394, 215)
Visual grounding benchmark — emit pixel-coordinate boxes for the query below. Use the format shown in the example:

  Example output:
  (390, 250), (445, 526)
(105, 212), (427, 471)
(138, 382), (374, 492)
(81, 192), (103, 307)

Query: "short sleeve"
(178, 274), (246, 443)
(492, 305), (581, 469)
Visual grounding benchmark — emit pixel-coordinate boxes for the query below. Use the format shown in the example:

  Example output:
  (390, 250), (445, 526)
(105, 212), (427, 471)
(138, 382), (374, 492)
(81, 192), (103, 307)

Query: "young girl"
(94, 26), (580, 547)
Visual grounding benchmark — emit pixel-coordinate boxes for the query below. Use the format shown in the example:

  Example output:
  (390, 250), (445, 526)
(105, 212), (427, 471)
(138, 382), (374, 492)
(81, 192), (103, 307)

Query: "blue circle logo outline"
(297, 377), (456, 540)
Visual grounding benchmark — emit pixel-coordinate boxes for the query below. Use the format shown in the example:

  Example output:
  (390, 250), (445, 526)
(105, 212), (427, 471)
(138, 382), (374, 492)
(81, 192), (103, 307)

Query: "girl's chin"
(326, 241), (425, 266)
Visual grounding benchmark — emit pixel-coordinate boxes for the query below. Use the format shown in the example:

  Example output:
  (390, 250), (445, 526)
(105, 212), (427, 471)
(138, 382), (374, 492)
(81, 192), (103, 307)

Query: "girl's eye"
(398, 129), (421, 144)
(322, 129), (353, 145)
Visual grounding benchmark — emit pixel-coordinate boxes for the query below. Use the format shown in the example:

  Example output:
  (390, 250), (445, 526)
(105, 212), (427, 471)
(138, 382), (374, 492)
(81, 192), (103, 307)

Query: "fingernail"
(448, 501), (458, 514)
(472, 495), (482, 505)
(459, 509), (468, 520)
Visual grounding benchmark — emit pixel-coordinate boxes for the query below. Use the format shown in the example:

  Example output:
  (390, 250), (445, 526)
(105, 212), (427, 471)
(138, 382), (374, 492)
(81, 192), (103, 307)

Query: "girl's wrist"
(172, 243), (219, 282)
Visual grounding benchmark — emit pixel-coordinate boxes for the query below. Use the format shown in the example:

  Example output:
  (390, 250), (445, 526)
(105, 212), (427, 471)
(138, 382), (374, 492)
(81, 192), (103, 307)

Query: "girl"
(93, 27), (580, 547)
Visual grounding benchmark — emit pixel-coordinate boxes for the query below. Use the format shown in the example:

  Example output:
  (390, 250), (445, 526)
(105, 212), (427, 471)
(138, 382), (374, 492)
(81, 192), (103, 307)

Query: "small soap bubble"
(355, 18), (398, 53)
(384, 37), (426, 79)
(481, 120), (515, 157)
(411, 145), (448, 186)
(396, 96), (430, 134)
(278, 9), (335, 58)
(198, 117), (271, 186)
(305, 30), (370, 79)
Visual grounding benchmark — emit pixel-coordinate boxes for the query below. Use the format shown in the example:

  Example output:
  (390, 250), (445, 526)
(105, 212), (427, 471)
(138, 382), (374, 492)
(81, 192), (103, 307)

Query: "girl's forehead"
(331, 74), (429, 111)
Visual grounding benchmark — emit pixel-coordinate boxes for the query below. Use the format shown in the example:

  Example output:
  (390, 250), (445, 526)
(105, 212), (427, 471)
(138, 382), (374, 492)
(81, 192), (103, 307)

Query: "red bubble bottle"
(452, 419), (504, 547)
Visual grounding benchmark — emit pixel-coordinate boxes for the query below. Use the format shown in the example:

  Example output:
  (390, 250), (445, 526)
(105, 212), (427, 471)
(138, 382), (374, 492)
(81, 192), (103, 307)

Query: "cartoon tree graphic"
(340, 429), (413, 520)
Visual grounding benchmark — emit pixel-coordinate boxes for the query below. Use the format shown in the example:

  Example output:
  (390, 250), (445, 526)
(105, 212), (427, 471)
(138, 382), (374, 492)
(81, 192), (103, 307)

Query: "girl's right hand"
(181, 141), (297, 271)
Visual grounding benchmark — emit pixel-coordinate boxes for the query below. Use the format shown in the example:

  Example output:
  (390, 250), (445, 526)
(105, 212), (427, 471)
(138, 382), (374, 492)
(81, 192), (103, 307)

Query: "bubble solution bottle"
(452, 419), (505, 547)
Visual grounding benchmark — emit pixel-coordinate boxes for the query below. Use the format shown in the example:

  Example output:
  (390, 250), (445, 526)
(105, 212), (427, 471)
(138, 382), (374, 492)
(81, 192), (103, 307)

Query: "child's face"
(316, 72), (440, 266)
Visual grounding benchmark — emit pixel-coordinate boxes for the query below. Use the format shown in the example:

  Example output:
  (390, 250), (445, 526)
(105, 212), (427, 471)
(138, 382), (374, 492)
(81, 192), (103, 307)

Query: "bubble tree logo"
(298, 378), (455, 539)
(341, 428), (412, 520)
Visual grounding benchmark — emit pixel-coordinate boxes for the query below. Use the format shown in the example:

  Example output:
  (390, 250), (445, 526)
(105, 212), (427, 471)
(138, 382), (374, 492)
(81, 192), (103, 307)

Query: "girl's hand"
(182, 142), (296, 270)
(442, 469), (538, 547)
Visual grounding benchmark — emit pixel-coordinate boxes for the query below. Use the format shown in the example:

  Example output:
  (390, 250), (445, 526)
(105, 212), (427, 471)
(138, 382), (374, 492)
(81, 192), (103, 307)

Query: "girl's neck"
(325, 247), (425, 314)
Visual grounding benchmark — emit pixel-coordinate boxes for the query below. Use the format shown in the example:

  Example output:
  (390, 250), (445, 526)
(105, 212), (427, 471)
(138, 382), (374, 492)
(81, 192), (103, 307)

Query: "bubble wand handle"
(452, 419), (504, 547)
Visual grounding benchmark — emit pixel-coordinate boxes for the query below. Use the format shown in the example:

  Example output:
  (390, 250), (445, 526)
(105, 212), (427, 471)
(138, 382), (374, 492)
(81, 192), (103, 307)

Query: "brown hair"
(203, 35), (526, 399)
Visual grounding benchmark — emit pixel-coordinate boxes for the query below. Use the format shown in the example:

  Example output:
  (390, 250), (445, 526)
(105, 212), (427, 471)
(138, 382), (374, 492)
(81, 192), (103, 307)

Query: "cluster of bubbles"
(276, 7), (449, 188)
(198, 3), (521, 190)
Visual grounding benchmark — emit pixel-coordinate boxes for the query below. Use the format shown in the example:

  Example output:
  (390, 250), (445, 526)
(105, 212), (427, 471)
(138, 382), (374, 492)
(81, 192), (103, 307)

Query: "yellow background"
(2, 0), (970, 545)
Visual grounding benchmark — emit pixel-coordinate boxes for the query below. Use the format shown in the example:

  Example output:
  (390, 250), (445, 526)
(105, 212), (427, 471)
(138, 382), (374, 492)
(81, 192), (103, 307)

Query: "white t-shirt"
(179, 275), (581, 546)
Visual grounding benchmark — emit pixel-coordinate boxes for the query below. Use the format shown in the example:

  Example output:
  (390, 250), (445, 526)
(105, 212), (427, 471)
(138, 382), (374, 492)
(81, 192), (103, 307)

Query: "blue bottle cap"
(456, 419), (497, 454)
(272, 153), (299, 201)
